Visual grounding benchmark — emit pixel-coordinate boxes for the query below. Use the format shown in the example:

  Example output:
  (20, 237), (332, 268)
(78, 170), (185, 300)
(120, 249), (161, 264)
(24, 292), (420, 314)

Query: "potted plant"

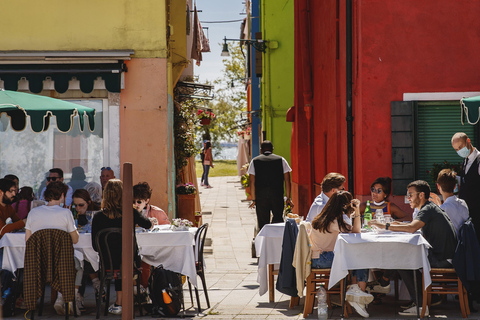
(240, 163), (252, 200)
(197, 109), (215, 125)
(176, 183), (197, 223)
(244, 127), (251, 140)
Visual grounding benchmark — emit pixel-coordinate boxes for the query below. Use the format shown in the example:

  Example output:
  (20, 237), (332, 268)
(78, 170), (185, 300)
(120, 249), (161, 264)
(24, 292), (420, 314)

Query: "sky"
(193, 0), (246, 84)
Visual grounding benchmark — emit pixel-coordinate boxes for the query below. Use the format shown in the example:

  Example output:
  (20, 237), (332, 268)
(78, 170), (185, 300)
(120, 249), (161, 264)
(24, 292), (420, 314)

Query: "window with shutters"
(391, 101), (479, 194)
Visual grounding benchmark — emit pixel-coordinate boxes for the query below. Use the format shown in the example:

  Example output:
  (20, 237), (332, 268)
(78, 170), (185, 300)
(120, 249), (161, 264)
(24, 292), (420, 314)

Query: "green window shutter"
(391, 101), (415, 195)
(416, 102), (477, 189)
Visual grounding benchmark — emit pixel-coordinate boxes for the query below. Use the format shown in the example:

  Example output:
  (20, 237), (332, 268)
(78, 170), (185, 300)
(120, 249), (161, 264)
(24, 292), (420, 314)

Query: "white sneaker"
(108, 304), (122, 315)
(346, 284), (374, 304)
(349, 301), (370, 318)
(54, 297), (65, 315)
(398, 305), (429, 316)
(366, 280), (391, 294)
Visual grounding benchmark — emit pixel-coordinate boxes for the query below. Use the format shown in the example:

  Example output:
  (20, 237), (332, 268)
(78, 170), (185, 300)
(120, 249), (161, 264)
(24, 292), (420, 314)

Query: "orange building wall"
(120, 58), (173, 215)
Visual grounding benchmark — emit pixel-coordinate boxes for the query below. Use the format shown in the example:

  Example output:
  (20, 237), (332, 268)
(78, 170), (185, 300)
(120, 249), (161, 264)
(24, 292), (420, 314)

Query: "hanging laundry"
(191, 6), (210, 66)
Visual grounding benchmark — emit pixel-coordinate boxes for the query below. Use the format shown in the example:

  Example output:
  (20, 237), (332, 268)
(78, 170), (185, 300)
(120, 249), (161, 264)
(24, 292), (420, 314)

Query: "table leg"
(268, 264), (276, 303)
(413, 270), (420, 319)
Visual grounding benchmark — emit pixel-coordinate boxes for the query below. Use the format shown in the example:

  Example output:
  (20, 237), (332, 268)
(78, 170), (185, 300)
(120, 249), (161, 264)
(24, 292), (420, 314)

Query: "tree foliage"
(197, 43), (247, 153)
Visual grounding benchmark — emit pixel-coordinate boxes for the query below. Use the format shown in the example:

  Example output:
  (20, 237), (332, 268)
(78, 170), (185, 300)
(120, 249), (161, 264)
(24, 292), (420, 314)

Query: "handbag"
(204, 160), (211, 165)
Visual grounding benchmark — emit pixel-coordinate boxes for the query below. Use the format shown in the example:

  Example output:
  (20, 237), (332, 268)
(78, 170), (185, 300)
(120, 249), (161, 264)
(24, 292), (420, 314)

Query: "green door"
(417, 102), (477, 189)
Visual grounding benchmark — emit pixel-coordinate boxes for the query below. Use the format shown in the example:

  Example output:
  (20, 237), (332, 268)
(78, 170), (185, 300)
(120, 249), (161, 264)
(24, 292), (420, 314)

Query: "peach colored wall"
(120, 58), (174, 216)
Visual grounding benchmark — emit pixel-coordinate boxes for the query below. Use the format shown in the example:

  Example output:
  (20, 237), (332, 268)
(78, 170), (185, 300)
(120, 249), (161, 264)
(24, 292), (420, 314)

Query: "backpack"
(148, 265), (183, 316)
(0, 269), (16, 317)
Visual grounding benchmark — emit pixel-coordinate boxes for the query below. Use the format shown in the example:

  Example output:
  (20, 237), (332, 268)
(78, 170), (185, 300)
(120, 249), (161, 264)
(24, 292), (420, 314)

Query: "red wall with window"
(291, 0), (480, 215)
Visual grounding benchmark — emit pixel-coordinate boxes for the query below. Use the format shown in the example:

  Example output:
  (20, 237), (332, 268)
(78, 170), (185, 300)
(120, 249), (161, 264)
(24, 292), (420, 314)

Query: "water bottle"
(317, 285), (328, 320)
(363, 200), (372, 229)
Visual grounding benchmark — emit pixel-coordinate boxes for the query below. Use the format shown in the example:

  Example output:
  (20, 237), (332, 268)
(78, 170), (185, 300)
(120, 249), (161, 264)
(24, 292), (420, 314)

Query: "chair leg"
(199, 271), (210, 308)
(39, 285), (45, 316)
(268, 264), (275, 303)
(458, 280), (468, 318)
(194, 286), (201, 313)
(421, 284), (430, 318)
(464, 287), (471, 315)
(104, 279), (111, 316)
(188, 278), (194, 306)
(65, 302), (69, 320)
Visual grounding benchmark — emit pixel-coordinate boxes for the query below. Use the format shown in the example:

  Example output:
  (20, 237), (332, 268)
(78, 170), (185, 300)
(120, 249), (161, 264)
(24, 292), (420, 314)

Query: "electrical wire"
(201, 19), (244, 24)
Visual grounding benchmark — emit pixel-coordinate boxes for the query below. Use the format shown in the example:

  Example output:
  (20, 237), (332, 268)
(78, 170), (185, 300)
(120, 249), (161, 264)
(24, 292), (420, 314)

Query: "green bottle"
(363, 200), (372, 228)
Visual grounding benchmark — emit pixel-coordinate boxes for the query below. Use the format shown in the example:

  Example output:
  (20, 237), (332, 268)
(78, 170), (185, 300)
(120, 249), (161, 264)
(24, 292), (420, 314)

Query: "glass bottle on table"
(363, 200), (372, 229)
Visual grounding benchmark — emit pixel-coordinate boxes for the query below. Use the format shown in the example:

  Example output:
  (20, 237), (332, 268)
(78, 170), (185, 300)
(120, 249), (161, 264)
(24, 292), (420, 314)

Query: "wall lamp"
(221, 36), (270, 56)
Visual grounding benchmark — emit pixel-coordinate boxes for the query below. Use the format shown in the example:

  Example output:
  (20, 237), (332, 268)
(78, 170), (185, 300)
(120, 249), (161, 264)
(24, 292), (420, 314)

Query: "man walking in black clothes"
(248, 141), (293, 231)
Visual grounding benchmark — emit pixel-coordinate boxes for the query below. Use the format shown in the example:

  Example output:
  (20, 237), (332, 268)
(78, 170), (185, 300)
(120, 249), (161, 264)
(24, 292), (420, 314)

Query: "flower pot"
(200, 118), (211, 125)
(244, 133), (251, 140)
(172, 226), (189, 231)
(176, 194), (196, 224)
(195, 212), (203, 227)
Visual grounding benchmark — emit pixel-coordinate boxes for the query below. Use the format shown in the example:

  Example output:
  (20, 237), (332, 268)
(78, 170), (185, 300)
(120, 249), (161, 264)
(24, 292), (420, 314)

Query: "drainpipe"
(346, 0), (354, 194)
(299, 0), (314, 202)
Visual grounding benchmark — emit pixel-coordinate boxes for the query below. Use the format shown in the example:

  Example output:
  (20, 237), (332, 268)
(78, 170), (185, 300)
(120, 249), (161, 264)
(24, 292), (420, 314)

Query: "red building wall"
(292, 0), (480, 215)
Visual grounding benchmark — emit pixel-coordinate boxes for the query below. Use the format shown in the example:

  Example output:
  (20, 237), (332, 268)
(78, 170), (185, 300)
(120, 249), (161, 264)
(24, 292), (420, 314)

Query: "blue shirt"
(440, 195), (469, 235)
(306, 192), (329, 222)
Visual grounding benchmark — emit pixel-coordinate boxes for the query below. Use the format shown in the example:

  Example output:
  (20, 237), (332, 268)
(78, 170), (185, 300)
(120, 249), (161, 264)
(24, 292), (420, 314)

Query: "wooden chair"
(421, 268), (470, 318)
(303, 269), (351, 318)
(268, 264), (279, 302)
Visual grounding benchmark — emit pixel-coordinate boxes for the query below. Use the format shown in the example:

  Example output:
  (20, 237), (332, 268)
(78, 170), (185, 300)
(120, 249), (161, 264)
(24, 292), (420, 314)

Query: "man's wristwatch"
(385, 223), (390, 230)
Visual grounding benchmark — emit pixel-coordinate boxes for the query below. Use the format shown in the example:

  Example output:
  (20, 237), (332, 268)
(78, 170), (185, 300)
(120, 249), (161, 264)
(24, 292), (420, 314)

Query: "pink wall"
(120, 58), (172, 214)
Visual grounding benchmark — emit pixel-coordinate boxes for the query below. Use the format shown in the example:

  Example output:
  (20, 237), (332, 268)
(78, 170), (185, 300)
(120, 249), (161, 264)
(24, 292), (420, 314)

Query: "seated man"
(306, 172), (346, 222)
(100, 167), (115, 190)
(431, 169), (469, 235)
(369, 180), (457, 316)
(0, 178), (26, 238)
(39, 168), (73, 206)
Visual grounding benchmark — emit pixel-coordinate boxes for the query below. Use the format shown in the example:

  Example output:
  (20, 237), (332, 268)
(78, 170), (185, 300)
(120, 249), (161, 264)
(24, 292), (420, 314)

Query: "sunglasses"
(74, 203), (86, 207)
(134, 200), (144, 204)
(101, 167), (112, 171)
(406, 192), (420, 199)
(46, 177), (59, 182)
(370, 187), (383, 194)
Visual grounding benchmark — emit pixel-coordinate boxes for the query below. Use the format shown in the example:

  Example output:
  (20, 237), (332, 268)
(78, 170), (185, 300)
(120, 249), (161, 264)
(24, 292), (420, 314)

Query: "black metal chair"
(94, 228), (143, 318)
(188, 223), (210, 312)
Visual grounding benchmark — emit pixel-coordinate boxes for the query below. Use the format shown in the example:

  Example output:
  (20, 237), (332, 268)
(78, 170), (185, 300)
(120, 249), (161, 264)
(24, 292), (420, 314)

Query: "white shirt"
(306, 192), (330, 222)
(39, 184), (74, 207)
(247, 152), (292, 175)
(440, 195), (469, 235)
(25, 205), (76, 234)
(464, 148), (480, 175)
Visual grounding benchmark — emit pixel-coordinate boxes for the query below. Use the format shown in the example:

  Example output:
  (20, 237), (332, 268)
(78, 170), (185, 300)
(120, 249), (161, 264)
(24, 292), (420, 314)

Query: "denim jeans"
(203, 165), (211, 186)
(312, 251), (368, 282)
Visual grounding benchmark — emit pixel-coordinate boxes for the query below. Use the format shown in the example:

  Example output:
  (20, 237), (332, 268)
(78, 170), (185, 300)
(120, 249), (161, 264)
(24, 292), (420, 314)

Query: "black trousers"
(397, 253), (452, 304)
(255, 191), (284, 231)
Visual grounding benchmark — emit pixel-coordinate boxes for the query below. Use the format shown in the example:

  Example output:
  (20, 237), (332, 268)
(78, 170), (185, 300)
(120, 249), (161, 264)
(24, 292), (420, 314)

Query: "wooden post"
(122, 163), (134, 319)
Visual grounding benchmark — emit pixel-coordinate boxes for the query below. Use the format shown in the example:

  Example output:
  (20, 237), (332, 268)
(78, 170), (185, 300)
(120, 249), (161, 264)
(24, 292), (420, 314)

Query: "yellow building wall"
(0, 0), (168, 58)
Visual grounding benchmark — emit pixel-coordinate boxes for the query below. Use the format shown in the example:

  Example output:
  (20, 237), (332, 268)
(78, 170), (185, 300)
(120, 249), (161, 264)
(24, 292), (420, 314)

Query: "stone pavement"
(6, 176), (477, 319)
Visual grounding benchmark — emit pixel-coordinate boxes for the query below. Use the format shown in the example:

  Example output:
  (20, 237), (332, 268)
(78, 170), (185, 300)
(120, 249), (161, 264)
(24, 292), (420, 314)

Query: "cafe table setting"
(0, 223), (200, 287)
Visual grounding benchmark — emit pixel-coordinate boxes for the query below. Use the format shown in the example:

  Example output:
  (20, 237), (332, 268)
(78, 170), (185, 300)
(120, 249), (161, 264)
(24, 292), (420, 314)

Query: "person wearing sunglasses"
(39, 168), (74, 207)
(133, 182), (169, 226)
(359, 177), (409, 222)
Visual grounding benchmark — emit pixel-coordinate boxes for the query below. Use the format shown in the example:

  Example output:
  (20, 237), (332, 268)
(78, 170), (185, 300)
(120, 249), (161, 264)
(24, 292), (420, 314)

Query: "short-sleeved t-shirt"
(415, 201), (457, 261)
(25, 205), (76, 234)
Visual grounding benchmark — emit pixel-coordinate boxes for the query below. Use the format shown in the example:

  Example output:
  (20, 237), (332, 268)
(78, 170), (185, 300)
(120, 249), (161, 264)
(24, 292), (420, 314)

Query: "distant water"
(196, 144), (238, 160)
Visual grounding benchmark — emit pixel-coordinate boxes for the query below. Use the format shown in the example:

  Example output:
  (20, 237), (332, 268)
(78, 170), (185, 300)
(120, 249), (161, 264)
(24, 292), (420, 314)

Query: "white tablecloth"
(254, 223), (286, 296)
(0, 228), (198, 287)
(329, 232), (432, 290)
(0, 232), (99, 272)
(136, 228), (197, 287)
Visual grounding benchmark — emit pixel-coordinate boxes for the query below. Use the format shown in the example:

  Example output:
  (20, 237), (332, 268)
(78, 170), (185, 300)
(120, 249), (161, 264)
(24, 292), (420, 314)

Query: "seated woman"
(72, 189), (101, 312)
(360, 177), (410, 221)
(310, 191), (373, 318)
(25, 181), (82, 316)
(12, 186), (35, 220)
(91, 179), (152, 315)
(133, 182), (170, 225)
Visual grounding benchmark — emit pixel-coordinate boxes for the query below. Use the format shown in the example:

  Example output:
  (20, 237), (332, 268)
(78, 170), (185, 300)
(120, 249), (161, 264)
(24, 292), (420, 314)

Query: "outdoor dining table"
(0, 225), (199, 287)
(329, 230), (432, 318)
